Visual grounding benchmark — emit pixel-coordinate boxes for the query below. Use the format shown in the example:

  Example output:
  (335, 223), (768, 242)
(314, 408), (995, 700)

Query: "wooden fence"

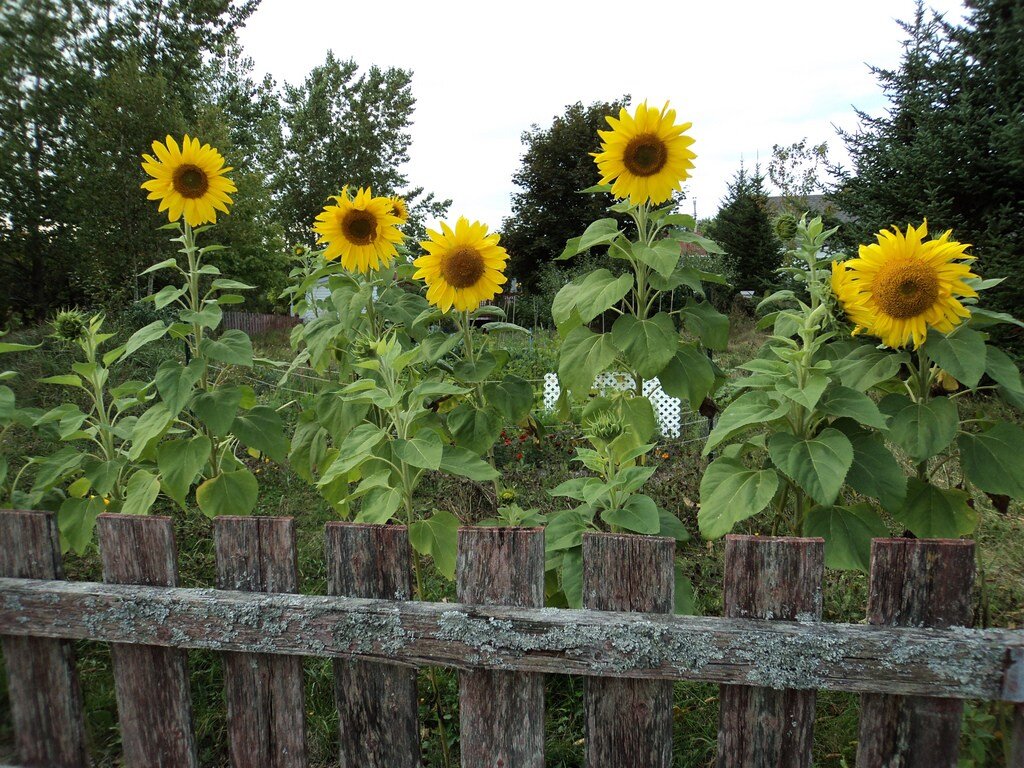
(1, 508), (1023, 767)
(221, 311), (301, 337)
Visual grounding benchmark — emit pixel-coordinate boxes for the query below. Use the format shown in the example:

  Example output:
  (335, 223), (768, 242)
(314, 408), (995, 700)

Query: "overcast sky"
(238, 0), (965, 230)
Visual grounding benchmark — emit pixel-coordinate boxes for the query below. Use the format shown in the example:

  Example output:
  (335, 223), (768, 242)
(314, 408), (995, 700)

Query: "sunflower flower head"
(313, 187), (404, 274)
(592, 101), (696, 206)
(141, 135), (236, 227)
(389, 196), (409, 223)
(834, 221), (978, 349)
(414, 217), (509, 313)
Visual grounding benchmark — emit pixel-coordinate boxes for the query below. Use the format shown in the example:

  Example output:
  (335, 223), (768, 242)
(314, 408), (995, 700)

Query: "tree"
(275, 52), (417, 245)
(0, 0), (94, 321)
(500, 97), (629, 289)
(834, 0), (1024, 317)
(705, 163), (781, 294)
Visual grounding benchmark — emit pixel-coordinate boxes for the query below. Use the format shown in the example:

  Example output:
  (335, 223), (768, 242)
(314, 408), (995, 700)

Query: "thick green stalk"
(459, 311), (501, 505)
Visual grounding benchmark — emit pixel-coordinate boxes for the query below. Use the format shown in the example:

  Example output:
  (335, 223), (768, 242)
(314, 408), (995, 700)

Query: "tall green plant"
(545, 101), (728, 609)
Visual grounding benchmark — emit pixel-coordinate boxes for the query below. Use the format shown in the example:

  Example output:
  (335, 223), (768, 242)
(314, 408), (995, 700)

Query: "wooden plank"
(716, 535), (824, 768)
(856, 538), (975, 768)
(214, 516), (308, 768)
(0, 509), (88, 767)
(457, 526), (545, 768)
(1011, 702), (1024, 768)
(1, 577), (1022, 701)
(583, 532), (675, 768)
(97, 513), (198, 768)
(325, 523), (419, 768)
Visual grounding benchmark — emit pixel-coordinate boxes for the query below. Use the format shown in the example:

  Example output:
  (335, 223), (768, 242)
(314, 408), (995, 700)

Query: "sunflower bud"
(585, 411), (625, 443)
(773, 213), (798, 241)
(51, 309), (88, 344)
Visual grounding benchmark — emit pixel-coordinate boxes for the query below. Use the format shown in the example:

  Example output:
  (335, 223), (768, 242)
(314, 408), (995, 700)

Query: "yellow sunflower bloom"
(830, 259), (874, 335)
(592, 101), (696, 206)
(313, 187), (404, 273)
(389, 196), (409, 223)
(835, 221), (978, 349)
(414, 217), (509, 313)
(141, 135), (236, 227)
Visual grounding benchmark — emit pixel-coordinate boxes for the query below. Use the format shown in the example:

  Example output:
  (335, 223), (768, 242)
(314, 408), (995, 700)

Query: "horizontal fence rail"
(1, 576), (1022, 702)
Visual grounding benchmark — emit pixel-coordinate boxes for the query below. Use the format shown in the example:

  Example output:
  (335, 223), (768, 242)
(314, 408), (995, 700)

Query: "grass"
(2, 315), (1023, 766)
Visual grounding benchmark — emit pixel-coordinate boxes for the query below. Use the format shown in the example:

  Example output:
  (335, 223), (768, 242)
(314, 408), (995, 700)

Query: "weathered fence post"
(856, 538), (975, 768)
(716, 535), (825, 768)
(457, 526), (546, 768)
(0, 509), (88, 767)
(214, 516), (308, 768)
(1012, 700), (1024, 768)
(325, 522), (420, 768)
(583, 532), (675, 768)
(97, 513), (198, 768)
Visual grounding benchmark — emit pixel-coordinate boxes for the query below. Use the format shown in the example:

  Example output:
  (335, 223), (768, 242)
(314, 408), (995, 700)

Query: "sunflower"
(313, 187), (404, 273)
(592, 101), (696, 206)
(141, 135), (236, 227)
(414, 217), (508, 313)
(834, 221), (978, 349)
(389, 196), (409, 223)
(830, 259), (874, 334)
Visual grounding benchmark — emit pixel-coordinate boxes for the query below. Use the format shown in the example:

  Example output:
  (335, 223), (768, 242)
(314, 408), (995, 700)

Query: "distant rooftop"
(766, 194), (855, 223)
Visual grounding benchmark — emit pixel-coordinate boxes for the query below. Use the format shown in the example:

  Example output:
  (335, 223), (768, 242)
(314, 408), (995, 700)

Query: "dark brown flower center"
(874, 260), (940, 318)
(623, 134), (668, 177)
(441, 247), (485, 289)
(341, 209), (377, 245)
(172, 164), (209, 199)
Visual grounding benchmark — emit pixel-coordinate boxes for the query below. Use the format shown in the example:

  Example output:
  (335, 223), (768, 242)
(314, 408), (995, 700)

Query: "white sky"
(238, 0), (966, 230)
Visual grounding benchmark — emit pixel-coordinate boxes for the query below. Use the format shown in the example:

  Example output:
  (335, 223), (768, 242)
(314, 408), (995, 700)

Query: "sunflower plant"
(283, 187), (431, 376)
(17, 311), (183, 552)
(131, 134), (292, 519)
(414, 216), (535, 497)
(297, 331), (498, 580)
(698, 215), (1024, 571)
(553, 104), (728, 414)
(545, 101), (726, 608)
(545, 398), (693, 610)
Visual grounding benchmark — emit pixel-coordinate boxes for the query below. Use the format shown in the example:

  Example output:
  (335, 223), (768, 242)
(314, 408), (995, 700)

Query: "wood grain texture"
(856, 538), (975, 768)
(457, 527), (545, 768)
(325, 523), (419, 768)
(583, 532), (675, 768)
(0, 509), (88, 768)
(1, 577), (1021, 700)
(716, 535), (824, 768)
(214, 516), (308, 768)
(97, 513), (198, 768)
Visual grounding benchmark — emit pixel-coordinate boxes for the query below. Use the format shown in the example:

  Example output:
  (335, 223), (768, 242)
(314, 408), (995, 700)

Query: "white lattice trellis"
(542, 372), (685, 437)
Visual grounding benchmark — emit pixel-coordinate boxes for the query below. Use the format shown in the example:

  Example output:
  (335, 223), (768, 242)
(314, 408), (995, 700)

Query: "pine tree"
(705, 163), (782, 294)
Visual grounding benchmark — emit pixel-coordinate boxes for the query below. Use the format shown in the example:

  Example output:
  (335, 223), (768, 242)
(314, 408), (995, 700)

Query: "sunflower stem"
(460, 310), (502, 506)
